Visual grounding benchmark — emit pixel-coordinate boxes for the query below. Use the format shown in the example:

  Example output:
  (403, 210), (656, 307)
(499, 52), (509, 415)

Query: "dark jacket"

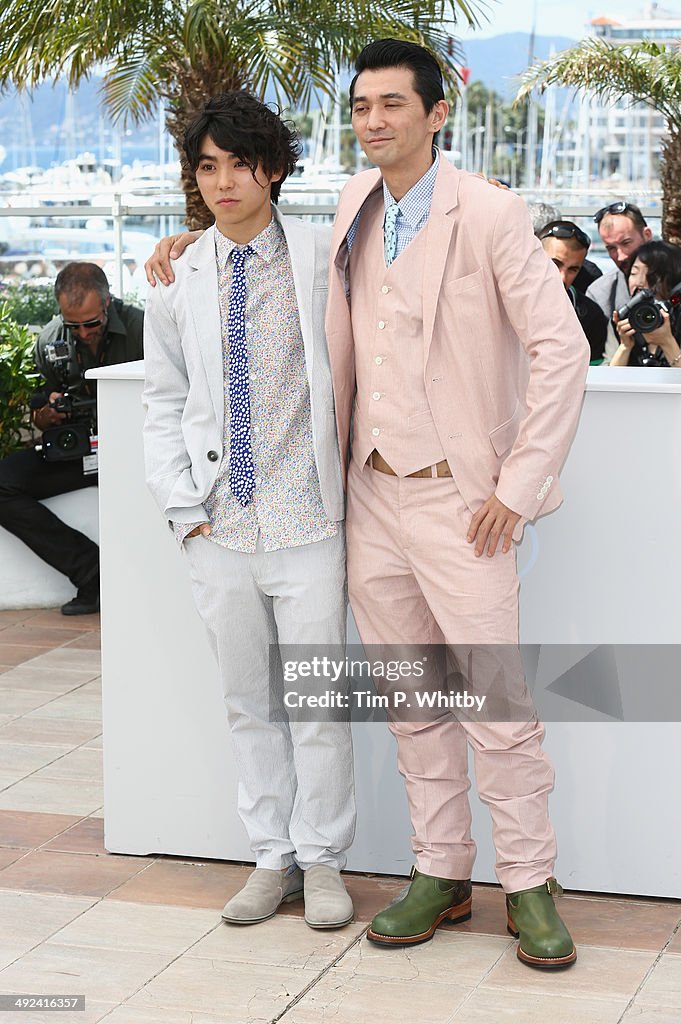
(569, 286), (608, 364)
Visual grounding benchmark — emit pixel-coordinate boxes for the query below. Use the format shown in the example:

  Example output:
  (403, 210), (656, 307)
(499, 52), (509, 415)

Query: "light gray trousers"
(183, 529), (355, 870)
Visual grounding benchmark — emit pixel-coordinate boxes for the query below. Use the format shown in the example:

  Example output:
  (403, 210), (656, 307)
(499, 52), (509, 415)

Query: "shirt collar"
(382, 149), (440, 227)
(104, 298), (126, 338)
(214, 210), (283, 268)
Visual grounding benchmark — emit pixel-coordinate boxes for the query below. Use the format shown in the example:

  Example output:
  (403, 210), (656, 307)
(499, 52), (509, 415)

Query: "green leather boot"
(506, 878), (576, 968)
(367, 868), (472, 947)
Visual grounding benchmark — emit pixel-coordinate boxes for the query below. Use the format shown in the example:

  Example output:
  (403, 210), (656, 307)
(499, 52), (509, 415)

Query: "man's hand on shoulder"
(145, 230), (205, 287)
(467, 494), (520, 557)
(473, 173), (510, 192)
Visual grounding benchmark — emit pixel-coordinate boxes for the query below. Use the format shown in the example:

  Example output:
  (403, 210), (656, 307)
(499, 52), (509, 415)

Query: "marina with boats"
(0, 9), (676, 291)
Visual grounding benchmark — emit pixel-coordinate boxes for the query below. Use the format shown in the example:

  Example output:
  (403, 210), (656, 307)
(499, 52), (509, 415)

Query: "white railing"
(0, 187), (663, 298)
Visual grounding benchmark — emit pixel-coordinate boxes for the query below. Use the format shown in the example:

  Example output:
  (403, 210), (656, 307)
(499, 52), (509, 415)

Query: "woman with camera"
(611, 240), (681, 367)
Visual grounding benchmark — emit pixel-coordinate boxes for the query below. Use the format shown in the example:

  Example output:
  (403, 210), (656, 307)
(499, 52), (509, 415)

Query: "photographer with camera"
(0, 262), (144, 614)
(611, 241), (681, 368)
(587, 201), (654, 319)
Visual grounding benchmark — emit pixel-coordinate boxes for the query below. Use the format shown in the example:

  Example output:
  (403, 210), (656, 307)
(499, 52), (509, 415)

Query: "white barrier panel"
(0, 488), (99, 609)
(91, 362), (681, 896)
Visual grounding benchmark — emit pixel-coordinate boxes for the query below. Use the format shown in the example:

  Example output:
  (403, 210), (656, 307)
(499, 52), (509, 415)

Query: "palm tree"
(516, 39), (681, 245)
(0, 0), (486, 227)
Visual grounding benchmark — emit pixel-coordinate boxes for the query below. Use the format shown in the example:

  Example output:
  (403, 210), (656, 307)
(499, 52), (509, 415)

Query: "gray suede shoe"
(221, 867), (304, 924)
(304, 865), (354, 929)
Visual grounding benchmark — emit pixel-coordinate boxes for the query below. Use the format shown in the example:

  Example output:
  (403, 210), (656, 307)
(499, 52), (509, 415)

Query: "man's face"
(350, 66), (448, 177)
(541, 237), (586, 290)
(59, 290), (110, 349)
(599, 214), (652, 273)
(194, 135), (279, 242)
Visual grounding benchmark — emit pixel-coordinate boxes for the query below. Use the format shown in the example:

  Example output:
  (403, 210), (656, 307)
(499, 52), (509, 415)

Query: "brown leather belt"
(370, 450), (452, 478)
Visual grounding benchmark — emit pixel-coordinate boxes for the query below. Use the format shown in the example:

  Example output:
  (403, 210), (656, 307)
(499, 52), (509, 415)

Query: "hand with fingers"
(144, 230), (205, 286)
(467, 494), (520, 557)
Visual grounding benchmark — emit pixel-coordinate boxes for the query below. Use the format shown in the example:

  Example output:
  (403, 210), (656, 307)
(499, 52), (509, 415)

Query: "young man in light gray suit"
(142, 93), (355, 929)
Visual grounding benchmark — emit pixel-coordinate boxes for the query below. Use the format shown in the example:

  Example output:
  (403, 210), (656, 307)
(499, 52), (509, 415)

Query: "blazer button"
(207, 451), (219, 462)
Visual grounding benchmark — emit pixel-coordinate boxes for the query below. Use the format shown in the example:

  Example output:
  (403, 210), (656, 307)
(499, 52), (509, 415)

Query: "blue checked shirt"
(346, 149), (440, 256)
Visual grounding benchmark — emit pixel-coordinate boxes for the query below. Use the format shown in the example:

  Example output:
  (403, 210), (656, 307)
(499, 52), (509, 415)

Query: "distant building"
(586, 7), (681, 189)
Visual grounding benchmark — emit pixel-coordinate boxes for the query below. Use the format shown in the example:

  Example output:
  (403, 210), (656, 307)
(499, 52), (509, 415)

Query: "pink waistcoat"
(348, 189), (447, 476)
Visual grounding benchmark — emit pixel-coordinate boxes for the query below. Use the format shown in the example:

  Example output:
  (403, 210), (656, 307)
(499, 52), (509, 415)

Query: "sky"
(462, 0), (680, 40)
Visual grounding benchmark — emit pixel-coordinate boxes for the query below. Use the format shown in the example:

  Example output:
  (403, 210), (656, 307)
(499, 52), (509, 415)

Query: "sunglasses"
(593, 201), (642, 225)
(539, 223), (591, 250)
(61, 313), (107, 331)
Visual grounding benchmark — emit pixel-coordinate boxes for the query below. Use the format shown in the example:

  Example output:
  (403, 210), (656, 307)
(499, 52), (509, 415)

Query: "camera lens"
(56, 429), (79, 452)
(632, 305), (663, 333)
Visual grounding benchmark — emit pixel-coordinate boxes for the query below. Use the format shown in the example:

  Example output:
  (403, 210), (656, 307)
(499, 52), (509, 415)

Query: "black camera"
(616, 282), (681, 366)
(35, 335), (96, 462)
(617, 288), (666, 334)
(40, 422), (92, 461)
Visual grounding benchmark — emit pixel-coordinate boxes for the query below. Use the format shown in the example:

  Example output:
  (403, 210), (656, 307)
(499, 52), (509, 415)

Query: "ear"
(431, 99), (449, 134)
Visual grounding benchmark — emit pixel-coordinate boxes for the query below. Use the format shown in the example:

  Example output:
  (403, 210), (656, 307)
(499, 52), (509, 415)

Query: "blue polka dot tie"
(384, 201), (400, 267)
(228, 245), (256, 506)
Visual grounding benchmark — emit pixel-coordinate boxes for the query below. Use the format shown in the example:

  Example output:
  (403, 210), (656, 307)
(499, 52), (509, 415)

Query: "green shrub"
(0, 281), (57, 327)
(0, 303), (40, 458)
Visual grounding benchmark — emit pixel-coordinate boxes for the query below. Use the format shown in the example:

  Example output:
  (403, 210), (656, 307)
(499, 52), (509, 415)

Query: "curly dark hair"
(183, 91), (301, 204)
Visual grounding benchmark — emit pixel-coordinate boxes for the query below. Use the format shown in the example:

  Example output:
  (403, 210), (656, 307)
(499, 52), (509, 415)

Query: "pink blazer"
(325, 156), (590, 524)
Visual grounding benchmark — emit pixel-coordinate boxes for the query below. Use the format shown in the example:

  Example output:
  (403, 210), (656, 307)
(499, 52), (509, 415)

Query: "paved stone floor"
(0, 607), (679, 1023)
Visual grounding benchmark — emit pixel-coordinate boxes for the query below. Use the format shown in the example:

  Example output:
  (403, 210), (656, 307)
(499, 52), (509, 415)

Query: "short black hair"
(54, 262), (110, 305)
(183, 91), (301, 204)
(630, 240), (681, 299)
(349, 38), (445, 113)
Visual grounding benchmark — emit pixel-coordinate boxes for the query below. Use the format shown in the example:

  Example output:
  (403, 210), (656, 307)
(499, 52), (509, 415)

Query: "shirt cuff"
(172, 521), (205, 546)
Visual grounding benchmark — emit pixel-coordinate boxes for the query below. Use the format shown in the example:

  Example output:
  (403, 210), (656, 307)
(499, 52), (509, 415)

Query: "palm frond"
(101, 51), (162, 124)
(516, 39), (681, 129)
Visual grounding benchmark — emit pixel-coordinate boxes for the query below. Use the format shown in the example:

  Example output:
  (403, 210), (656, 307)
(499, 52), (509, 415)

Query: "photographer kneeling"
(0, 263), (144, 614)
(611, 240), (681, 368)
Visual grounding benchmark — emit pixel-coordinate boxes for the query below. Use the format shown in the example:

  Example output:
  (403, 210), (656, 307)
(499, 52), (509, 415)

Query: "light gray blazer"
(142, 210), (344, 526)
(586, 266), (628, 319)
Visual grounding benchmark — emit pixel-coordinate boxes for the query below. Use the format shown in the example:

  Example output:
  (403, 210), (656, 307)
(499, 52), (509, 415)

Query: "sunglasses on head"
(539, 223), (591, 250)
(60, 313), (107, 331)
(593, 201), (641, 225)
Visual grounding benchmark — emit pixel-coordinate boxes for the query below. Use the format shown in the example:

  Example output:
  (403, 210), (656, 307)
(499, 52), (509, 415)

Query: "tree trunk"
(661, 125), (681, 246)
(163, 62), (247, 230)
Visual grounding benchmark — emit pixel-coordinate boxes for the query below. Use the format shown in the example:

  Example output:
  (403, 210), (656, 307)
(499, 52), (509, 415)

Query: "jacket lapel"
(422, 158), (462, 362)
(330, 169), (382, 266)
(186, 227), (224, 427)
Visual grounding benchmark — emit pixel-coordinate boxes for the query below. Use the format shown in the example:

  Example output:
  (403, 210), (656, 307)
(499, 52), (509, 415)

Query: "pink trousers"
(346, 458), (557, 892)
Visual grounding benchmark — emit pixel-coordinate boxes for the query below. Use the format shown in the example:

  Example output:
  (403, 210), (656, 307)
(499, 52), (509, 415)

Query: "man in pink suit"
(326, 39), (589, 966)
